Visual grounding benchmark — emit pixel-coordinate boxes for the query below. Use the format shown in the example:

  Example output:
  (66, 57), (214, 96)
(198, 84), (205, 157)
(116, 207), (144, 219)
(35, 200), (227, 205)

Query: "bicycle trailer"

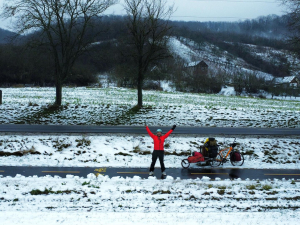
(187, 152), (205, 163)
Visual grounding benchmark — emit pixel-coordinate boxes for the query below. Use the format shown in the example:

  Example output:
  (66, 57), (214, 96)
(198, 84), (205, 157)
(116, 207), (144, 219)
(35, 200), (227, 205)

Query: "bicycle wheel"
(230, 152), (244, 166)
(181, 159), (190, 169)
(210, 153), (222, 167)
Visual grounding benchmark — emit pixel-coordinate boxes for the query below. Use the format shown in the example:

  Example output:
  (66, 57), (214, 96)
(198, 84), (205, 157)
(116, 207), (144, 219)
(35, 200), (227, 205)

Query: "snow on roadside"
(0, 175), (299, 224)
(0, 134), (299, 169)
(1, 212), (299, 225)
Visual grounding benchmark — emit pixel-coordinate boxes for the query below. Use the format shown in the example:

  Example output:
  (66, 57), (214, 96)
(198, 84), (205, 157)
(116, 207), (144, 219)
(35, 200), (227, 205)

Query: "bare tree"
(124, 0), (174, 107)
(2, 0), (117, 105)
(282, 0), (300, 56)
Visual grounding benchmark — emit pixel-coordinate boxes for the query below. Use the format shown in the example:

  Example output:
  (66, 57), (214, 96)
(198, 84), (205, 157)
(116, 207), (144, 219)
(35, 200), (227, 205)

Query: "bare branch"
(282, 0), (300, 55)
(124, 0), (174, 107)
(1, 0), (117, 105)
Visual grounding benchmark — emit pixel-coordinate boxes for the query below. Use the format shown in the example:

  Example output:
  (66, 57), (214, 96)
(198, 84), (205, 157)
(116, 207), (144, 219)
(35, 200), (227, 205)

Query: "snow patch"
(219, 86), (236, 96)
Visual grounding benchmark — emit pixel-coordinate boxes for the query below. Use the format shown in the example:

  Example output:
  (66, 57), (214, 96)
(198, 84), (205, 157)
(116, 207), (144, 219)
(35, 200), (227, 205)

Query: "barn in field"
(185, 60), (209, 76)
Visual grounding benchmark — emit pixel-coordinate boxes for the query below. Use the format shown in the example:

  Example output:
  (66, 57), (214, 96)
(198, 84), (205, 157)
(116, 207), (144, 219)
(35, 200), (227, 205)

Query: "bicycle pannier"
(201, 146), (209, 157)
(231, 151), (241, 161)
(209, 146), (218, 158)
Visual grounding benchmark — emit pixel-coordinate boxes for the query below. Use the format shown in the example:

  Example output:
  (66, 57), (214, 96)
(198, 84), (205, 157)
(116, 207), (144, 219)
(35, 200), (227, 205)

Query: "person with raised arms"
(145, 124), (176, 176)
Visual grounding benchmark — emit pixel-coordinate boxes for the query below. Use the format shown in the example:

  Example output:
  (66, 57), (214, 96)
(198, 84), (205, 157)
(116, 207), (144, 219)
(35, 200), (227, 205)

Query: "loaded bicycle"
(181, 137), (244, 168)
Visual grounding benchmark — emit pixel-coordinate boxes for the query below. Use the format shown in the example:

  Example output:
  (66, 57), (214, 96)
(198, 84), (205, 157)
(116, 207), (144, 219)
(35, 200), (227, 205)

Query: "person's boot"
(149, 171), (154, 176)
(162, 171), (166, 176)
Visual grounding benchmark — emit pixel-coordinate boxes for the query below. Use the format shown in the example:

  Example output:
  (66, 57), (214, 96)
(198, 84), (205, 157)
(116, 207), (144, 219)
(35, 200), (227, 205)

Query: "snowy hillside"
(167, 37), (199, 63)
(240, 43), (300, 77)
(167, 36), (300, 81)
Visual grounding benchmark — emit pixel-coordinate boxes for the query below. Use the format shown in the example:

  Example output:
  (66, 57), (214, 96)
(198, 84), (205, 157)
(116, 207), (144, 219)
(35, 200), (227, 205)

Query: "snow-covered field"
(1, 174), (299, 224)
(0, 134), (300, 169)
(0, 87), (299, 128)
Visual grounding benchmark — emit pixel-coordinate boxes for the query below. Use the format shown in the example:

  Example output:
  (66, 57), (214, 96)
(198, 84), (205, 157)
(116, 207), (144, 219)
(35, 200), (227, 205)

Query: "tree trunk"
(137, 70), (143, 108)
(55, 80), (63, 106)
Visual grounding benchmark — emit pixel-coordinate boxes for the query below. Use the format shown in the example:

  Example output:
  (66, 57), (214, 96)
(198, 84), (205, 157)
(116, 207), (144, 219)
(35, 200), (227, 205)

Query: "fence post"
(0, 90), (2, 104)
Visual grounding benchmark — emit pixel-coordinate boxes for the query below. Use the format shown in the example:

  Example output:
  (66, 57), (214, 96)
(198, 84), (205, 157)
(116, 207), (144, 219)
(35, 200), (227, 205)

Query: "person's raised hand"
(172, 125), (176, 130)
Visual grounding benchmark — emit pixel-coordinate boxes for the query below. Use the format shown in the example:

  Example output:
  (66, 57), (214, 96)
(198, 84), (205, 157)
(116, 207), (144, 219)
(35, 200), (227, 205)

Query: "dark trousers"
(150, 150), (165, 172)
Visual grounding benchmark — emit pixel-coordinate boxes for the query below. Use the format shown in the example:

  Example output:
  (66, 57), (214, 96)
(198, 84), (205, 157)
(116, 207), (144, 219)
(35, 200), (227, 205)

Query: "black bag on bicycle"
(230, 151), (241, 161)
(204, 138), (218, 158)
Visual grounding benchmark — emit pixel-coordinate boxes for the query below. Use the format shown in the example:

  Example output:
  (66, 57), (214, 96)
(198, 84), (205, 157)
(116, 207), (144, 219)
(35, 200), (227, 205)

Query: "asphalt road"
(1, 166), (300, 181)
(0, 124), (300, 135)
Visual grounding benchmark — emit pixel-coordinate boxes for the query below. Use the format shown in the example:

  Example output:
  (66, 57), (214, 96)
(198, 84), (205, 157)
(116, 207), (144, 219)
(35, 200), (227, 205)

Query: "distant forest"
(0, 14), (297, 89)
(173, 14), (289, 39)
(0, 28), (16, 44)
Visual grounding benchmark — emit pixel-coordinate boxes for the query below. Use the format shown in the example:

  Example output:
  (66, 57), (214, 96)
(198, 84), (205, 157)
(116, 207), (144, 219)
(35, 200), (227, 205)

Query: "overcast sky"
(0, 0), (286, 30)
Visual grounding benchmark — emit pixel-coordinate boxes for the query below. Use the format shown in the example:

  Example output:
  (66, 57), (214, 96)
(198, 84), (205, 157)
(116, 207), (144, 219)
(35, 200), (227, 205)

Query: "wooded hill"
(0, 14), (298, 95)
(0, 28), (16, 44)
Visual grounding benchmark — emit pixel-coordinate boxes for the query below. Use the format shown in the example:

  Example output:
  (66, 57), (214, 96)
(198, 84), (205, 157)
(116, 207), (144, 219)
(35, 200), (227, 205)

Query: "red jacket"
(146, 126), (173, 150)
